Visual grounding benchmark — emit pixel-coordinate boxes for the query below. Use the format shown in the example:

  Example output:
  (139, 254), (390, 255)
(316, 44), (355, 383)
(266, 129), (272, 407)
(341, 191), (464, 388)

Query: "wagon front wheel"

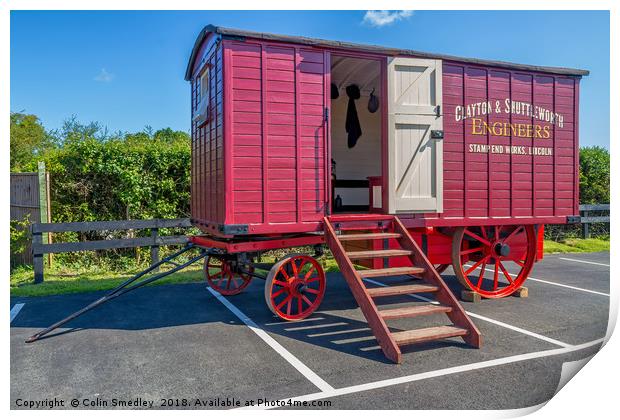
(451, 225), (537, 298)
(265, 254), (326, 321)
(205, 255), (253, 295)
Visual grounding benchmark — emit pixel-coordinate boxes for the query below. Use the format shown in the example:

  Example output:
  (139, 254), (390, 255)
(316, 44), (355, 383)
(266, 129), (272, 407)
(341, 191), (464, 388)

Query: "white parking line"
(522, 274), (609, 297)
(559, 257), (610, 267)
(465, 264), (609, 297)
(464, 312), (570, 348)
(207, 287), (334, 392)
(10, 303), (25, 323)
(242, 338), (603, 409)
(363, 278), (571, 348)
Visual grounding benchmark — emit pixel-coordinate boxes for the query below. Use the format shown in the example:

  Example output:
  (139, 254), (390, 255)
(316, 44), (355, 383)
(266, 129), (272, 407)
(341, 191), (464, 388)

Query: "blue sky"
(10, 10), (609, 147)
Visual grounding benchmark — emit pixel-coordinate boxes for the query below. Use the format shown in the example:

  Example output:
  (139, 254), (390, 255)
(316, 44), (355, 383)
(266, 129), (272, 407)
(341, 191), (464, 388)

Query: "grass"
(544, 238), (610, 254)
(9, 255), (342, 298)
(11, 238), (608, 297)
(10, 265), (205, 298)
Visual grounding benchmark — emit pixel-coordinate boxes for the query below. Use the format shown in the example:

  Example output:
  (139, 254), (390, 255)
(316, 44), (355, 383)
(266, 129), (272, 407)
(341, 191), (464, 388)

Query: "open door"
(387, 57), (443, 214)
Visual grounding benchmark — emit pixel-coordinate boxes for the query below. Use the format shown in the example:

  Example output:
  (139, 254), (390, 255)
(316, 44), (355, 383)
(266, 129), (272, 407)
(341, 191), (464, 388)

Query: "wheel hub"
(494, 242), (511, 257)
(289, 278), (307, 295)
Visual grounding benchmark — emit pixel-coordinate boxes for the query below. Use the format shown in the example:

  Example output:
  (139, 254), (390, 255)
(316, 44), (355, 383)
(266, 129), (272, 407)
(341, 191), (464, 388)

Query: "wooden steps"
(358, 266), (425, 278)
(392, 325), (469, 347)
(338, 232), (401, 241)
(323, 215), (481, 364)
(379, 304), (452, 320)
(366, 283), (438, 297)
(347, 249), (412, 259)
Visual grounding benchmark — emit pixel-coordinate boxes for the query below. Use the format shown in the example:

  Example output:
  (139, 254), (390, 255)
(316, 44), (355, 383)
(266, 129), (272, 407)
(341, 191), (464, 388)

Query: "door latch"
(431, 130), (444, 139)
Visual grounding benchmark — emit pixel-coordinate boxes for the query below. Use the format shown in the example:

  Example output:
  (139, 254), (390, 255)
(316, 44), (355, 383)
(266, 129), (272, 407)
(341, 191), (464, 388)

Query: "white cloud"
(363, 10), (413, 27)
(94, 68), (114, 83)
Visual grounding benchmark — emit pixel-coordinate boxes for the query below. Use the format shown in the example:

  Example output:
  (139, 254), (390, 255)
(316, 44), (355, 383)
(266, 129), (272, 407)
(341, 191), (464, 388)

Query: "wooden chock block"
(461, 290), (482, 303)
(512, 286), (529, 298)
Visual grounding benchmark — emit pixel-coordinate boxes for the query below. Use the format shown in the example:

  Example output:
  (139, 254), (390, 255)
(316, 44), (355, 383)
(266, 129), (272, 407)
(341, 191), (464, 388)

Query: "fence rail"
(579, 204), (609, 239)
(27, 205), (609, 283)
(31, 218), (192, 283)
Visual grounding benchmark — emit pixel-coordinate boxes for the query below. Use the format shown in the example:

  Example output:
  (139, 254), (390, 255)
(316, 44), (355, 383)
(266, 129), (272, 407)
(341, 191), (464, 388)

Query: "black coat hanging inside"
(345, 84), (362, 148)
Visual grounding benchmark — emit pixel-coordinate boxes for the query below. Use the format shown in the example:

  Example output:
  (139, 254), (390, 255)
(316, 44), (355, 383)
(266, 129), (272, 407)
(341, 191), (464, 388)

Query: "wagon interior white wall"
(330, 56), (382, 208)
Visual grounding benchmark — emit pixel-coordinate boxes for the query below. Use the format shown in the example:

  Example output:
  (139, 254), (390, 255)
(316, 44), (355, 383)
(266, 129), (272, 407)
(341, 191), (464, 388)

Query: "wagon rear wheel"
(451, 225), (536, 298)
(205, 255), (253, 295)
(434, 264), (450, 274)
(265, 254), (326, 321)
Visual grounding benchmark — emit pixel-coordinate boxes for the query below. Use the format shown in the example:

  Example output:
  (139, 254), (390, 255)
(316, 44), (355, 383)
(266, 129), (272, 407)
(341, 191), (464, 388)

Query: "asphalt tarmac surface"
(10, 252), (609, 410)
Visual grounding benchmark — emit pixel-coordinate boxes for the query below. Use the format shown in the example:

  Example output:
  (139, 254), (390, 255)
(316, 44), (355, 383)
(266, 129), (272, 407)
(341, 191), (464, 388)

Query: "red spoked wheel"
(452, 225), (537, 298)
(434, 264), (450, 274)
(205, 255), (254, 296)
(265, 254), (326, 321)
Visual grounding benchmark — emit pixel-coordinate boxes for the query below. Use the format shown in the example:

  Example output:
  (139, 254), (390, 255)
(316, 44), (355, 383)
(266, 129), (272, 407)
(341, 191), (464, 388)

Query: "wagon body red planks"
(28, 25), (587, 365)
(182, 25), (586, 362)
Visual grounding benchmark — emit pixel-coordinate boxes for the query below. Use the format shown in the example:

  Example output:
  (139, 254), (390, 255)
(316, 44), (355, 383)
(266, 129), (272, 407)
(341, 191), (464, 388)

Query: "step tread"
(391, 325), (469, 346)
(366, 283), (438, 297)
(338, 232), (401, 241)
(379, 304), (452, 319)
(328, 214), (395, 223)
(347, 249), (412, 259)
(358, 266), (425, 278)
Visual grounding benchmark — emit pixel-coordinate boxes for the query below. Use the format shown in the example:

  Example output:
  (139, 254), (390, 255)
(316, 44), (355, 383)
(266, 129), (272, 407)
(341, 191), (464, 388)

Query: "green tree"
(37, 119), (191, 224)
(10, 112), (52, 171)
(580, 146), (610, 204)
(31, 118), (191, 269)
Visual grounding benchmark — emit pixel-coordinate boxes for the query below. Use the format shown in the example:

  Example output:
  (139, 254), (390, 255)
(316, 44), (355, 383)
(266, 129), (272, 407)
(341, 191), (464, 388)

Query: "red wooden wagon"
(185, 25), (587, 363)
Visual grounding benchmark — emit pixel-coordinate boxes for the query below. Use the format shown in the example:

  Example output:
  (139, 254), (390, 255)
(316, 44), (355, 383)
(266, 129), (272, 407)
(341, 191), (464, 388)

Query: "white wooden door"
(387, 57), (443, 214)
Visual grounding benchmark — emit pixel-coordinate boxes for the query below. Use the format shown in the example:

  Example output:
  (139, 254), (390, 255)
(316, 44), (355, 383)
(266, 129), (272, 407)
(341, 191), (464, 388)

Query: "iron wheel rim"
(265, 254), (326, 321)
(452, 225), (536, 298)
(205, 255), (253, 295)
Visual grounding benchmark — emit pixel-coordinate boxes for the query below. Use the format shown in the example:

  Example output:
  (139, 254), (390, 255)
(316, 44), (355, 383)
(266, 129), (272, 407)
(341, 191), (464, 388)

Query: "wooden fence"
(580, 204), (610, 239)
(26, 204), (609, 283)
(10, 163), (51, 266)
(31, 218), (192, 283)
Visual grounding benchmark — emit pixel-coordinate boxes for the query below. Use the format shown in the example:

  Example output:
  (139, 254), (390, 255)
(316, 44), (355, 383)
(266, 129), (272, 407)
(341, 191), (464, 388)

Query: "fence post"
(45, 170), (53, 267)
(150, 227), (160, 271)
(32, 230), (44, 283)
(582, 210), (590, 239)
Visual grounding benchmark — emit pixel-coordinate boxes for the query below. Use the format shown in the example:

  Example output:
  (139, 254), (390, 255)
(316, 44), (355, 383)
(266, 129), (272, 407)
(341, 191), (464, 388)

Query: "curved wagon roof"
(184, 24), (590, 81)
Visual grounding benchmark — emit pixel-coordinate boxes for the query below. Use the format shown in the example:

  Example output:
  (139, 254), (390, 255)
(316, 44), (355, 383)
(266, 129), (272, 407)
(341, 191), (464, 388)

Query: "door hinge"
(324, 107), (329, 122)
